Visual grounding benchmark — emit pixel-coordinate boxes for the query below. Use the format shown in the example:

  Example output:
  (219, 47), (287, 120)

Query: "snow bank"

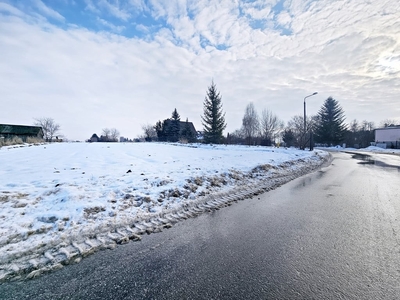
(362, 146), (400, 154)
(316, 145), (400, 155)
(0, 142), (330, 281)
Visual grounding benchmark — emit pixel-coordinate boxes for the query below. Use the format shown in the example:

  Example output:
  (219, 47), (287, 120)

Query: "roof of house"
(375, 126), (400, 131)
(0, 124), (43, 136)
(164, 120), (197, 133)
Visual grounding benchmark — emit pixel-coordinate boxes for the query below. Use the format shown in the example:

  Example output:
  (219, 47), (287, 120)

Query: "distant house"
(375, 126), (400, 149)
(0, 124), (44, 142)
(161, 120), (197, 141)
(120, 136), (132, 142)
(179, 121), (197, 138)
(88, 133), (119, 142)
(89, 133), (99, 142)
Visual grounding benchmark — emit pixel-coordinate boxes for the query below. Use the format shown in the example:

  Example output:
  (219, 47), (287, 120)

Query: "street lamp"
(303, 92), (318, 150)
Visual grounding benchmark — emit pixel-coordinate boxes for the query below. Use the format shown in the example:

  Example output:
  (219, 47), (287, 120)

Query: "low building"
(0, 124), (44, 142)
(89, 133), (99, 142)
(160, 120), (197, 142)
(375, 126), (400, 149)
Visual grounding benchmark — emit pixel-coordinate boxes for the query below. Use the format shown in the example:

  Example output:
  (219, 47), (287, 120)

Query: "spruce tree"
(282, 129), (296, 147)
(201, 81), (226, 144)
(154, 120), (165, 141)
(170, 108), (181, 142)
(314, 97), (347, 146)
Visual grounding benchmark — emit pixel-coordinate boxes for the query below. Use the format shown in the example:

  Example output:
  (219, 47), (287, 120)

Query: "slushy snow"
(0, 142), (329, 281)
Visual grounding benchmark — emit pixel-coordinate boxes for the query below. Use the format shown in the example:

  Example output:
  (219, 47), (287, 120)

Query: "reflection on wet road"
(350, 152), (400, 170)
(1, 152), (400, 299)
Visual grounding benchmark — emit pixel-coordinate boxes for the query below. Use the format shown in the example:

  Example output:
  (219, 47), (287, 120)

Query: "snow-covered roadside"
(317, 145), (400, 156)
(0, 143), (330, 282)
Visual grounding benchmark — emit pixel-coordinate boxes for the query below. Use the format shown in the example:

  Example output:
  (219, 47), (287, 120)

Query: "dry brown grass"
(0, 136), (23, 147)
(0, 136), (44, 148)
(26, 137), (44, 144)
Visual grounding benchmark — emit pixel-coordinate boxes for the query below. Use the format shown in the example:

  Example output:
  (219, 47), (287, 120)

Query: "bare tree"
(242, 102), (259, 145)
(110, 128), (120, 142)
(286, 115), (304, 147)
(102, 128), (110, 139)
(286, 115), (317, 148)
(344, 119), (374, 148)
(141, 124), (157, 141)
(360, 120), (375, 132)
(349, 119), (359, 133)
(379, 119), (398, 128)
(260, 109), (284, 145)
(101, 128), (119, 142)
(34, 117), (61, 142)
(227, 128), (245, 144)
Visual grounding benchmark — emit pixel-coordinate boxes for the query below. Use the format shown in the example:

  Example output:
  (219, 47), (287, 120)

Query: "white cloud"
(98, 0), (131, 21)
(33, 0), (65, 22)
(84, 0), (101, 14)
(276, 10), (291, 26)
(241, 4), (273, 20)
(135, 23), (149, 33)
(0, 2), (25, 17)
(97, 16), (125, 32)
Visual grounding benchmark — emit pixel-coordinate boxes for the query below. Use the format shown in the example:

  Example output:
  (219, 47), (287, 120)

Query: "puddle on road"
(292, 169), (328, 190)
(350, 153), (400, 171)
(351, 154), (374, 164)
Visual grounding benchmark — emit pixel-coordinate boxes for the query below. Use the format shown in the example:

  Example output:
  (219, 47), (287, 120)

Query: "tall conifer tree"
(201, 81), (226, 144)
(170, 108), (181, 142)
(314, 97), (347, 145)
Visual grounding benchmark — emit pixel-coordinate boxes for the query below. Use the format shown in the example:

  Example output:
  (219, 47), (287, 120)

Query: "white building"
(375, 126), (400, 149)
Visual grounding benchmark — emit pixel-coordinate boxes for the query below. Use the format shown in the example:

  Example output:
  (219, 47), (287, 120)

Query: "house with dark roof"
(0, 124), (44, 142)
(160, 120), (197, 142)
(89, 133), (100, 142)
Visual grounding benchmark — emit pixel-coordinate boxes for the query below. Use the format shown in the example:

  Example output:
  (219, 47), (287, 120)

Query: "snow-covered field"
(0, 142), (329, 281)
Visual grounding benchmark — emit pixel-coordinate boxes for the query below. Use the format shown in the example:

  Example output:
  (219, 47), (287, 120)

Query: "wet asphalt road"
(1, 151), (400, 299)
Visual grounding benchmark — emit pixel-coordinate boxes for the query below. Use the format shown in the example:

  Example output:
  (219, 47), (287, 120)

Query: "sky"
(0, 0), (399, 141)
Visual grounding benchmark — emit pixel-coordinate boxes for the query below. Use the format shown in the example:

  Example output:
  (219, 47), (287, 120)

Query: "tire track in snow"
(0, 153), (331, 282)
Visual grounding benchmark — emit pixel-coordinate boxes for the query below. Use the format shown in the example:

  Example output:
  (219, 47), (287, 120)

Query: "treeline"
(139, 80), (397, 148)
(89, 128), (120, 142)
(227, 97), (398, 148)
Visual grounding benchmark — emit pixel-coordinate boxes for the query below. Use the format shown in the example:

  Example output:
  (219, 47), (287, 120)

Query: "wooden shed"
(0, 124), (44, 142)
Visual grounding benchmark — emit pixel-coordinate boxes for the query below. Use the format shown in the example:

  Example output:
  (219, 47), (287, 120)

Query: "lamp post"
(303, 92), (318, 150)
